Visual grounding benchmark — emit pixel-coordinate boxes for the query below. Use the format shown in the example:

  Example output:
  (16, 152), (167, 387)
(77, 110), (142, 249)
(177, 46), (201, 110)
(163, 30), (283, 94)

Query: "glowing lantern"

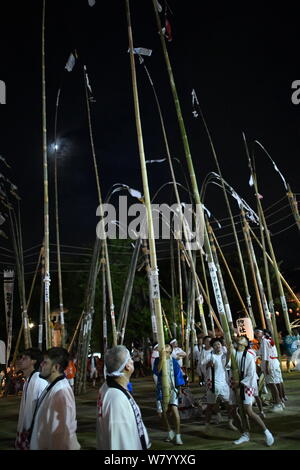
(236, 317), (254, 340)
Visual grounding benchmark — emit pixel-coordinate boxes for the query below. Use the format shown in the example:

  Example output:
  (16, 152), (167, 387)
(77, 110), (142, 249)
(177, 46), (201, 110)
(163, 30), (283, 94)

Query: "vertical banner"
(4, 270), (15, 365)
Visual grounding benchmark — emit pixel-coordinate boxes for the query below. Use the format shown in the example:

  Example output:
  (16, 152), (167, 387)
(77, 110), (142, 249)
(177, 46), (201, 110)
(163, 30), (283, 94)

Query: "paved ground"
(0, 371), (299, 451)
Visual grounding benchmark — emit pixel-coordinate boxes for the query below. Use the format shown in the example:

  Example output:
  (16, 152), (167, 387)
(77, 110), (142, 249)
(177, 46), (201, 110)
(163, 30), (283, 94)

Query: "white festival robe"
(235, 349), (258, 393)
(16, 372), (47, 447)
(96, 382), (150, 450)
(30, 377), (80, 450)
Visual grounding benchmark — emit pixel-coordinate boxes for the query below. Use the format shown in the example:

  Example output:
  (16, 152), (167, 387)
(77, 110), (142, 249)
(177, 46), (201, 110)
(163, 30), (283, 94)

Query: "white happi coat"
(171, 346), (185, 368)
(16, 372), (47, 434)
(235, 349), (258, 392)
(198, 347), (213, 378)
(30, 377), (80, 450)
(203, 351), (230, 396)
(96, 382), (150, 450)
(259, 337), (282, 384)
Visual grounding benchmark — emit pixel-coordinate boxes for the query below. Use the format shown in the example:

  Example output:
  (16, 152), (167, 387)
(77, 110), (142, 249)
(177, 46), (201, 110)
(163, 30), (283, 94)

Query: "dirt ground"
(0, 371), (299, 451)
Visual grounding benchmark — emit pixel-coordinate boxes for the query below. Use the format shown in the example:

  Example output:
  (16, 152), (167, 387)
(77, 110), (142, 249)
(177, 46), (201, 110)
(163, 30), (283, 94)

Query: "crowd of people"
(0, 326), (298, 450)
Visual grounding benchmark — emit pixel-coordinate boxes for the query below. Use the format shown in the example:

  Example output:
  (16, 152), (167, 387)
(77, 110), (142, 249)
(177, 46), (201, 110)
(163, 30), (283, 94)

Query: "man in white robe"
(96, 345), (150, 450)
(230, 336), (274, 447)
(15, 348), (47, 450)
(29, 347), (80, 450)
(170, 339), (186, 369)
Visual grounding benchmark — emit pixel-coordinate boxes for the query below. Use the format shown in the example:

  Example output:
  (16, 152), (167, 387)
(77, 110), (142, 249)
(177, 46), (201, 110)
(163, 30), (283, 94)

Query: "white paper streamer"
(128, 47), (152, 57)
(65, 53), (76, 72)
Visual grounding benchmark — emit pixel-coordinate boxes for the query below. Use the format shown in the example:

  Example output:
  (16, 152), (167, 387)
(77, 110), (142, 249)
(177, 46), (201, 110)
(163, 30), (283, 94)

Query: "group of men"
(13, 326), (285, 450)
(15, 347), (80, 450)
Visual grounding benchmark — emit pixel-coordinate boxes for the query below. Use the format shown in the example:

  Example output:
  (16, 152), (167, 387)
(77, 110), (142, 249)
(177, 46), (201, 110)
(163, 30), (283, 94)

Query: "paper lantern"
(236, 317), (254, 341)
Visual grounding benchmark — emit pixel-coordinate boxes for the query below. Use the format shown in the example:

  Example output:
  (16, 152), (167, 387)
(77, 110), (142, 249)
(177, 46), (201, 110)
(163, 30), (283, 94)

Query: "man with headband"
(96, 345), (151, 450)
(170, 338), (186, 369)
(230, 336), (274, 446)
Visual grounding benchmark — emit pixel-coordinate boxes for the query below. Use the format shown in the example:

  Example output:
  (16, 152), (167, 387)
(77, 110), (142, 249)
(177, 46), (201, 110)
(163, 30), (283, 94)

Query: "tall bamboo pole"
(177, 241), (185, 347)
(241, 210), (267, 329)
(139, 49), (208, 337)
(101, 246), (108, 354)
(53, 90), (65, 348)
(207, 220), (235, 335)
(142, 239), (158, 342)
(192, 90), (255, 324)
(8, 207), (31, 349)
(83, 66), (117, 347)
(212, 228), (249, 318)
(126, 0), (169, 410)
(152, 0), (247, 426)
(249, 226), (300, 307)
(287, 185), (300, 232)
(244, 135), (292, 335)
(170, 235), (177, 338)
(199, 245), (215, 335)
(41, 0), (51, 349)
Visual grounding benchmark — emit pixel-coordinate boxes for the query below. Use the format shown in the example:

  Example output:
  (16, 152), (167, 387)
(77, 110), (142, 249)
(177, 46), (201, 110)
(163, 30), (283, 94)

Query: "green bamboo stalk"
(142, 239), (158, 342)
(83, 67), (117, 347)
(241, 211), (267, 329)
(139, 49), (208, 339)
(244, 135), (292, 335)
(170, 235), (177, 338)
(101, 246), (108, 354)
(118, 240), (141, 345)
(199, 243), (215, 336)
(212, 227), (249, 319)
(41, 0), (51, 349)
(287, 185), (300, 231)
(207, 221), (235, 336)
(8, 207), (31, 349)
(152, 0), (247, 425)
(53, 94), (65, 348)
(177, 241), (185, 347)
(126, 0), (169, 411)
(192, 90), (255, 324)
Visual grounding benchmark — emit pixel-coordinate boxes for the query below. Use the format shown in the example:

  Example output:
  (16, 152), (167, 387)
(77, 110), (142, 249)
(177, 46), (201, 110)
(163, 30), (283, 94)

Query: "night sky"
(0, 1), (299, 287)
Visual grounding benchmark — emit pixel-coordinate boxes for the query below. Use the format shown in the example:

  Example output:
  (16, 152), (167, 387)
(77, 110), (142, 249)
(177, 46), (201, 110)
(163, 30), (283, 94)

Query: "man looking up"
(96, 345), (150, 450)
(15, 348), (47, 450)
(29, 347), (80, 450)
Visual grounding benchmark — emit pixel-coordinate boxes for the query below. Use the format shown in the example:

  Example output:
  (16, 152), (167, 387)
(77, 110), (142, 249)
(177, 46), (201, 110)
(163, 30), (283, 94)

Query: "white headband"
(106, 349), (131, 377)
(170, 339), (177, 344)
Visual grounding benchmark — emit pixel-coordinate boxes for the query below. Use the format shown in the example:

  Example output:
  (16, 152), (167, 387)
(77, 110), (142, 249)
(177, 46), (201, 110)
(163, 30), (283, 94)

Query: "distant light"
(289, 309), (293, 313)
(275, 311), (280, 316)
(54, 144), (58, 151)
(29, 321), (35, 329)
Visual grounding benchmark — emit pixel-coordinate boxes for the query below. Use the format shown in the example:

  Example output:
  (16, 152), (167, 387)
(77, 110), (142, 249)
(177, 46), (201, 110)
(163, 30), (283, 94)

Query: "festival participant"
(153, 343), (185, 445)
(88, 353), (99, 387)
(150, 343), (159, 380)
(96, 345), (150, 450)
(230, 336), (274, 446)
(29, 347), (80, 450)
(15, 348), (47, 450)
(131, 345), (145, 378)
(256, 329), (285, 411)
(170, 338), (186, 369)
(202, 338), (239, 431)
(198, 336), (213, 386)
